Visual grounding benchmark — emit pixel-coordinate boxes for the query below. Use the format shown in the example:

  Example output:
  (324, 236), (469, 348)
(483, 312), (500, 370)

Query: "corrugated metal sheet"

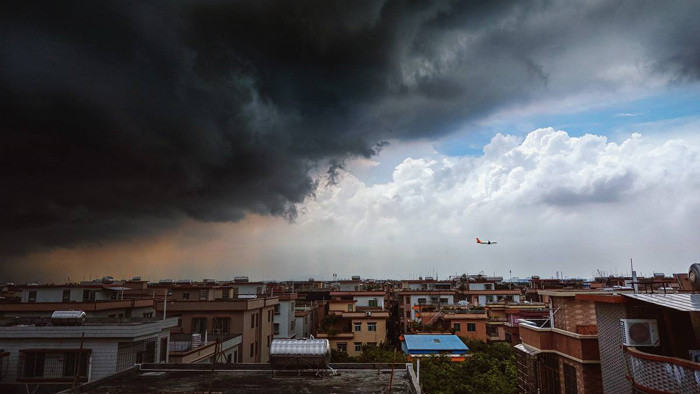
(403, 335), (468, 353)
(623, 293), (700, 312)
(270, 338), (330, 356)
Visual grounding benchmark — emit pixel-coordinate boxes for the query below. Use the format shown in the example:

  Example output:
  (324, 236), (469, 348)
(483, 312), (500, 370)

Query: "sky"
(2, 1), (700, 282)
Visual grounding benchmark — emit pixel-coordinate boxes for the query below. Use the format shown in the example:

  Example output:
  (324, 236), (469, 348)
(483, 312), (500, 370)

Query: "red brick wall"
(552, 297), (597, 333)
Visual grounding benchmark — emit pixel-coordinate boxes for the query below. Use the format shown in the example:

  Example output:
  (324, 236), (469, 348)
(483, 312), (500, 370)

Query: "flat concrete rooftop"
(66, 363), (419, 393)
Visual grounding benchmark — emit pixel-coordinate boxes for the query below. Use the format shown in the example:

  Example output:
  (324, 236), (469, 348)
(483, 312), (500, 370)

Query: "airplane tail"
(476, 238), (481, 243)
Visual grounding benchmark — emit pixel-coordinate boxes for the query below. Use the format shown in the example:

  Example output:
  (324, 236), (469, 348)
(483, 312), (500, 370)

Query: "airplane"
(476, 238), (497, 245)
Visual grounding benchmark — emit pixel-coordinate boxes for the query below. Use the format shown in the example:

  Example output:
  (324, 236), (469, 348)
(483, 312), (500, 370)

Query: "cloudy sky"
(2, 0), (700, 281)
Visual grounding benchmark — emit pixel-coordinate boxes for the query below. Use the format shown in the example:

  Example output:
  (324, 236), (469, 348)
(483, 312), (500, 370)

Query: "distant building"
(317, 292), (389, 357)
(273, 293), (297, 338)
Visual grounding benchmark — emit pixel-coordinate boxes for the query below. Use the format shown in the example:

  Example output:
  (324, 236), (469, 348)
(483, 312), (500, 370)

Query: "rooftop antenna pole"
(631, 258), (638, 294)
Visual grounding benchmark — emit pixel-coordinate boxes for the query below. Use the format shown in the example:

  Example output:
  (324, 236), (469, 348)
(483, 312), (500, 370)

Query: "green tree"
(416, 339), (517, 394)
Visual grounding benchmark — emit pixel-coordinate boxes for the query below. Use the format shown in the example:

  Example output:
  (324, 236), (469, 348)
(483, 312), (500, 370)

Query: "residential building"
(515, 290), (607, 394)
(398, 290), (456, 332)
(155, 295), (278, 363)
(272, 293), (297, 338)
(579, 292), (700, 393)
(0, 316), (176, 391)
(317, 292), (389, 357)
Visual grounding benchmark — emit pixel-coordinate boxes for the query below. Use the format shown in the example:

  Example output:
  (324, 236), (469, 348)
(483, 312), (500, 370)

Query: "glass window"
(182, 292), (190, 300)
(348, 304), (354, 312)
(213, 317), (230, 334)
(192, 317), (207, 334)
(367, 322), (377, 332)
(337, 342), (347, 352)
(274, 304), (280, 314)
(564, 364), (578, 394)
(440, 298), (449, 304)
(354, 322), (362, 331)
(354, 342), (362, 352)
(28, 290), (37, 303)
(199, 289), (208, 300)
(250, 343), (254, 358)
(417, 298), (426, 305)
(453, 323), (461, 332)
(62, 290), (71, 303)
(467, 323), (476, 332)
(274, 323), (280, 335)
(368, 299), (378, 307)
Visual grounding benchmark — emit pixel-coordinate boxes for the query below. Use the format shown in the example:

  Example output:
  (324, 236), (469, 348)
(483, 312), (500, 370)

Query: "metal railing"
(623, 346), (700, 393)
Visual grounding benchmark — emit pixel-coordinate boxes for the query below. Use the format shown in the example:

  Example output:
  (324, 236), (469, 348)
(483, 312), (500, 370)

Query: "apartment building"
(578, 292), (700, 393)
(417, 309), (490, 342)
(273, 293), (297, 338)
(317, 291), (389, 357)
(155, 295), (278, 363)
(398, 290), (456, 332)
(0, 284), (156, 319)
(515, 290), (605, 394)
(0, 316), (176, 390)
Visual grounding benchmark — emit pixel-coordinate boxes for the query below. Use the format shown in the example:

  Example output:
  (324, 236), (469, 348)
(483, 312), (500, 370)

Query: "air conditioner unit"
(621, 319), (660, 347)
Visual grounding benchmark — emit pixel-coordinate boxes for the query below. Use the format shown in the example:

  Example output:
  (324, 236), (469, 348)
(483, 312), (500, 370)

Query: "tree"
(417, 339), (517, 394)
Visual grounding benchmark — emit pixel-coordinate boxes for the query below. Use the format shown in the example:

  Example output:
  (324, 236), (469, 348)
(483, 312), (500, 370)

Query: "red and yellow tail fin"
(476, 238), (481, 243)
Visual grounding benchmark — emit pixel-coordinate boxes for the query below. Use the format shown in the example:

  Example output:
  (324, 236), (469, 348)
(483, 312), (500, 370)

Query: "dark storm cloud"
(1, 0), (699, 256)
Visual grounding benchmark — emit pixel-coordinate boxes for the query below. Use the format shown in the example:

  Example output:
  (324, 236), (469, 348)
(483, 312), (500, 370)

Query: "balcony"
(519, 320), (599, 362)
(624, 346), (700, 393)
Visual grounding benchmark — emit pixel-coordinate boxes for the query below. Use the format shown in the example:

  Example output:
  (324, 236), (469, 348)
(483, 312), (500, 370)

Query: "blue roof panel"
(403, 335), (468, 353)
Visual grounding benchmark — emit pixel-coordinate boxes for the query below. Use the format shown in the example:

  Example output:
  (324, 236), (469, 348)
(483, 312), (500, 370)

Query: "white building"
(273, 294), (297, 338)
(0, 317), (177, 386)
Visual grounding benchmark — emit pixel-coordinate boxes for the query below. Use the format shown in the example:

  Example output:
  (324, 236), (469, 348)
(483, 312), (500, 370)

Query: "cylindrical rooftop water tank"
(270, 339), (331, 369)
(51, 310), (86, 326)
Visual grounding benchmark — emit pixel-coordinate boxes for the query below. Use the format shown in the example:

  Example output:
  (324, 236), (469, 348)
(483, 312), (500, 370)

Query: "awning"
(623, 294), (700, 312)
(514, 343), (540, 356)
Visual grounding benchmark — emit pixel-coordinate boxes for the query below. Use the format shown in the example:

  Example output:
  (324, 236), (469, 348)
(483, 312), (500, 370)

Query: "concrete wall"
(273, 300), (295, 338)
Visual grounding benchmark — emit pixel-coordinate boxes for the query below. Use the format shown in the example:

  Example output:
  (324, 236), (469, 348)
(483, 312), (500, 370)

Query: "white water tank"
(270, 339), (331, 369)
(51, 310), (86, 326)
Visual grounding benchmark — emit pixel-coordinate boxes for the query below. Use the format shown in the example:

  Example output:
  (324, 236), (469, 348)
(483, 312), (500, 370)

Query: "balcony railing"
(623, 346), (700, 393)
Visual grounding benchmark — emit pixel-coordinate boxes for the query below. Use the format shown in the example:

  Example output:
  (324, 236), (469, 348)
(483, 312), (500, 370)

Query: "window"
(417, 298), (426, 305)
(62, 290), (71, 303)
(160, 338), (168, 362)
(213, 317), (230, 334)
(354, 322), (362, 331)
(82, 290), (95, 302)
(484, 284), (493, 290)
(192, 317), (207, 334)
(19, 350), (90, 380)
(250, 343), (254, 358)
(274, 323), (280, 335)
(367, 322), (377, 332)
(182, 292), (190, 300)
(256, 287), (262, 294)
(268, 310), (271, 322)
(143, 312), (153, 318)
(453, 323), (461, 332)
(368, 299), (378, 307)
(337, 342), (347, 352)
(354, 342), (362, 352)
(251, 313), (256, 328)
(439, 298), (449, 304)
(221, 289), (230, 300)
(347, 304), (354, 312)
(267, 335), (270, 348)
(28, 290), (37, 303)
(563, 364), (578, 394)
(274, 304), (280, 314)
(199, 289), (208, 300)
(467, 323), (476, 332)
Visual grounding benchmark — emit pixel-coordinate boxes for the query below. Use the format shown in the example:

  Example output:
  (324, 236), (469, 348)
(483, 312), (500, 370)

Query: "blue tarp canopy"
(402, 334), (469, 354)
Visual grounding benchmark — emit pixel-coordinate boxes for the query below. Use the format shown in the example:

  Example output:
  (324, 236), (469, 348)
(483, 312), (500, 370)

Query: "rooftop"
(66, 363), (420, 393)
(403, 334), (468, 353)
(624, 293), (700, 312)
